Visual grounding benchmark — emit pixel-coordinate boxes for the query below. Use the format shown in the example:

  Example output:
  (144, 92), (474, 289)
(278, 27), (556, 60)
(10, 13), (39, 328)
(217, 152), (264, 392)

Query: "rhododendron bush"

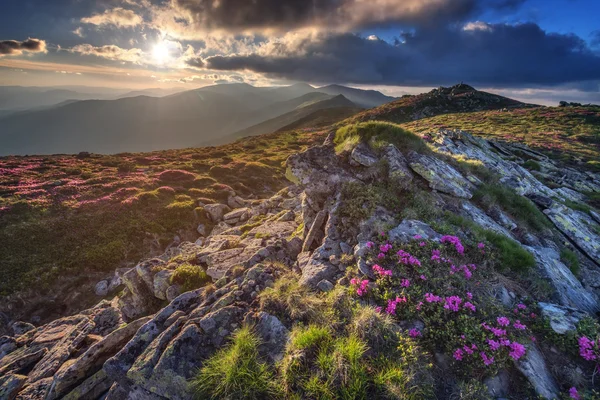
(351, 233), (538, 377)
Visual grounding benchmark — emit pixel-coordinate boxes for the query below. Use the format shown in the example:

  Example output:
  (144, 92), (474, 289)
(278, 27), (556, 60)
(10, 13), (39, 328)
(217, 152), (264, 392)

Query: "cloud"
(73, 27), (85, 38)
(71, 44), (144, 63)
(81, 7), (143, 28)
(203, 23), (600, 87)
(0, 38), (47, 56)
(185, 57), (205, 68)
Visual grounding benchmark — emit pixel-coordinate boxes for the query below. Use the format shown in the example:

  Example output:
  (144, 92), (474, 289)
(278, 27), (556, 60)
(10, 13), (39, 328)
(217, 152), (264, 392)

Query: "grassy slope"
(0, 128), (327, 296)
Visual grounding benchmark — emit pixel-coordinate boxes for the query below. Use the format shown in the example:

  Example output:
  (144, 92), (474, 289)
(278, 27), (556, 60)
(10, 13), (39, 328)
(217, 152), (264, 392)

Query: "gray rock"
(227, 195), (245, 209)
(526, 246), (598, 313)
(538, 302), (587, 334)
(251, 312), (290, 363)
(197, 223), (207, 236)
(484, 369), (510, 398)
(277, 210), (296, 222)
(317, 280), (334, 292)
(350, 143), (378, 167)
(544, 202), (600, 264)
(339, 242), (352, 255)
(94, 280), (109, 297)
(60, 369), (112, 400)
(204, 203), (231, 223)
(388, 219), (442, 243)
(152, 270), (174, 300)
(516, 344), (559, 399)
(210, 221), (232, 236)
(460, 202), (515, 239)
(298, 252), (338, 288)
(11, 321), (35, 336)
(166, 285), (181, 302)
(302, 210), (327, 252)
(553, 187), (586, 203)
(0, 373), (26, 400)
(223, 207), (251, 224)
(407, 151), (474, 198)
(381, 144), (414, 185)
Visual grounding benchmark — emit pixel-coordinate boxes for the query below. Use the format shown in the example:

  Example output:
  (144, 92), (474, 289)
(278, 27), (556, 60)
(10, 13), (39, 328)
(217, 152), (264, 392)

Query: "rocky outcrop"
(538, 302), (587, 334)
(406, 151), (475, 198)
(544, 202), (600, 265)
(516, 344), (559, 399)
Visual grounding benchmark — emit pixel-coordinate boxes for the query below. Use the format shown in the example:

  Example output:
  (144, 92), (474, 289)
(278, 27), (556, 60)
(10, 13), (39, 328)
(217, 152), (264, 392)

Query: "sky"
(1, 0), (599, 105)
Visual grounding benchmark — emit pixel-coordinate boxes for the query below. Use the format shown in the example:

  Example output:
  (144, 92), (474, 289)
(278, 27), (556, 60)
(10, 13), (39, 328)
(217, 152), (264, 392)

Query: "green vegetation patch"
(170, 263), (211, 292)
(334, 121), (428, 154)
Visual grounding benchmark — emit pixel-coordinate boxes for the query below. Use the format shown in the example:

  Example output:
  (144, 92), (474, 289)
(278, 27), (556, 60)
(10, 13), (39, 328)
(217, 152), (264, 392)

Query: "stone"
(277, 210), (296, 222)
(227, 195), (245, 209)
(553, 187), (586, 203)
(388, 219), (442, 243)
(317, 280), (334, 292)
(94, 280), (109, 297)
(197, 223), (207, 236)
(484, 370), (510, 398)
(544, 202), (600, 264)
(302, 210), (327, 252)
(460, 202), (515, 239)
(340, 242), (352, 255)
(166, 285), (181, 302)
(299, 254), (337, 289)
(0, 374), (26, 400)
(406, 151), (474, 198)
(204, 203), (231, 223)
(223, 207), (251, 224)
(152, 270), (173, 300)
(250, 312), (290, 363)
(516, 344), (559, 399)
(526, 246), (598, 313)
(350, 143), (378, 167)
(60, 369), (111, 400)
(119, 267), (159, 320)
(381, 144), (414, 185)
(49, 316), (150, 399)
(210, 221), (232, 236)
(11, 321), (35, 336)
(538, 302), (587, 334)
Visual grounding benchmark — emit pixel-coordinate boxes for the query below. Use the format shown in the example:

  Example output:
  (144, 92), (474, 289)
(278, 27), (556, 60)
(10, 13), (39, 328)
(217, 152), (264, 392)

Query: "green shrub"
(523, 159), (542, 171)
(335, 122), (428, 154)
(170, 264), (210, 292)
(349, 305), (398, 352)
(191, 326), (280, 400)
(560, 249), (580, 275)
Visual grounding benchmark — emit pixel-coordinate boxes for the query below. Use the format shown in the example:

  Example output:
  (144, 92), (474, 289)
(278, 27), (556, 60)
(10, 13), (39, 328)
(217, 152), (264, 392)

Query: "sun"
(152, 42), (170, 64)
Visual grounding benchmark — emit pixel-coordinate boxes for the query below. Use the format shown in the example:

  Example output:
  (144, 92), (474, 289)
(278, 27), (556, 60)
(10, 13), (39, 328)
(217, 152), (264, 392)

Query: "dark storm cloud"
(184, 57), (205, 68)
(204, 22), (600, 86)
(172, 0), (526, 32)
(0, 39), (47, 55)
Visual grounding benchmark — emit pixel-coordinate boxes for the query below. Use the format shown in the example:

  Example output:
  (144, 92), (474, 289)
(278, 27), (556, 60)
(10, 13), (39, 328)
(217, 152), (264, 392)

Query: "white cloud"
(81, 8), (143, 28)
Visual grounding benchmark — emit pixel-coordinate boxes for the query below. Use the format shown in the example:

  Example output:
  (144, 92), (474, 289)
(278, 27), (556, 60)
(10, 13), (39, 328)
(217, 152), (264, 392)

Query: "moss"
(170, 264), (211, 292)
(564, 199), (592, 214)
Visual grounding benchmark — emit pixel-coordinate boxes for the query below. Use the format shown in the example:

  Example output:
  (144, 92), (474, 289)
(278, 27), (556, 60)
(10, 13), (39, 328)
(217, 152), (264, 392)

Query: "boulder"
(544, 202), (600, 264)
(204, 203), (231, 223)
(153, 270), (174, 300)
(11, 321), (35, 336)
(94, 280), (109, 297)
(0, 374), (26, 399)
(248, 312), (290, 363)
(388, 219), (442, 243)
(302, 210), (327, 252)
(227, 195), (245, 209)
(516, 344), (559, 399)
(538, 302), (587, 334)
(350, 143), (378, 167)
(223, 207), (251, 224)
(526, 246), (598, 313)
(460, 202), (515, 239)
(317, 280), (334, 292)
(406, 151), (474, 198)
(381, 144), (414, 185)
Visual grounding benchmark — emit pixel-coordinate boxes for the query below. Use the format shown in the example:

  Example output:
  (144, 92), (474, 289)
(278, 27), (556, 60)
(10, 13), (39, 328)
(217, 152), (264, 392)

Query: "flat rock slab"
(538, 302), (587, 334)
(544, 202), (600, 264)
(247, 221), (297, 240)
(407, 151), (474, 198)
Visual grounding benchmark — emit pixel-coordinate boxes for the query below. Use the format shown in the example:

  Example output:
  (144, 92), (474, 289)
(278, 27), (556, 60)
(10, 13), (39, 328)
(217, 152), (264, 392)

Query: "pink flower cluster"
(372, 264), (393, 277)
(444, 296), (462, 312)
(450, 264), (476, 279)
(578, 336), (598, 361)
(409, 328), (422, 338)
(397, 249), (422, 266)
(350, 278), (369, 297)
(385, 296), (407, 315)
(440, 235), (465, 255)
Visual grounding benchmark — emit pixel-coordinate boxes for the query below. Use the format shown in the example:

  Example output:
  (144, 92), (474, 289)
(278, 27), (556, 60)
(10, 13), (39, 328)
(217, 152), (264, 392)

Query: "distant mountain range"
(0, 83), (395, 155)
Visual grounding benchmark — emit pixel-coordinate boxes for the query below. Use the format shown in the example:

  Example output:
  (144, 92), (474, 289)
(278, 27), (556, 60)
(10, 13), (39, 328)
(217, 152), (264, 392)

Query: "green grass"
(523, 159), (542, 171)
(560, 249), (580, 275)
(472, 184), (551, 232)
(334, 121), (428, 154)
(170, 263), (211, 292)
(191, 326), (281, 400)
(442, 212), (536, 272)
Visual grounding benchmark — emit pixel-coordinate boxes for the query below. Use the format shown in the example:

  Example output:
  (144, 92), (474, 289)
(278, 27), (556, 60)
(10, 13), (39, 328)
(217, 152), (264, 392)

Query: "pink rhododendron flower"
(380, 243), (393, 253)
(416, 301), (423, 310)
(375, 306), (382, 313)
(480, 352), (494, 366)
(477, 242), (485, 249)
(463, 345), (474, 355)
(517, 303), (527, 310)
(431, 249), (441, 262)
(569, 387), (581, 400)
(377, 252), (386, 259)
(413, 235), (422, 239)
(497, 317), (510, 327)
(444, 296), (462, 312)
(419, 241), (426, 247)
(425, 293), (442, 303)
(397, 250), (421, 266)
(463, 302), (476, 312)
(441, 235), (465, 255)
(420, 275), (427, 281)
(508, 342), (526, 360)
(578, 336), (597, 361)
(487, 339), (501, 351)
(400, 279), (410, 288)
(513, 320), (526, 330)
(466, 292), (473, 300)
(453, 348), (464, 361)
(372, 264), (393, 277)
(409, 329), (422, 338)
(350, 278), (370, 297)
(366, 241), (374, 249)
